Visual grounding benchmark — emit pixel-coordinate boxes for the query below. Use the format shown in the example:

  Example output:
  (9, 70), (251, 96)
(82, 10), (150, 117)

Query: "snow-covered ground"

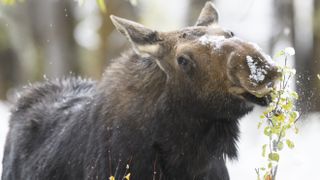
(0, 102), (10, 177)
(0, 103), (319, 179)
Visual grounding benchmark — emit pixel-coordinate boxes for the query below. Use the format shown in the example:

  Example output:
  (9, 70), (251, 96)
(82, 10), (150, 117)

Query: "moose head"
(110, 2), (280, 109)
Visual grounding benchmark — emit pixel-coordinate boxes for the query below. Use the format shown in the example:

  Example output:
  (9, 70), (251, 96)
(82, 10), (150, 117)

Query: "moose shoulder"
(2, 2), (280, 180)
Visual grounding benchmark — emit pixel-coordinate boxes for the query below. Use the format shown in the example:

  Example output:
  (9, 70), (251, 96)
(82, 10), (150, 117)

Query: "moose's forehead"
(162, 26), (275, 66)
(164, 25), (229, 40)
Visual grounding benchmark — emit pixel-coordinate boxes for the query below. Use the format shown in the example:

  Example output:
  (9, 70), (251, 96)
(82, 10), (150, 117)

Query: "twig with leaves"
(256, 47), (300, 180)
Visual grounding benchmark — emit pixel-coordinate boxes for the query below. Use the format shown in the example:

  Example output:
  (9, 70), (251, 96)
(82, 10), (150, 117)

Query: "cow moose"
(2, 2), (280, 180)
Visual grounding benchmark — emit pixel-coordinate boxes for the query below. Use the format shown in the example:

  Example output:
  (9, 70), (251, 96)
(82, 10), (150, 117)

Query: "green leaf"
(258, 121), (263, 129)
(286, 139), (295, 149)
(283, 102), (293, 111)
(294, 127), (299, 134)
(274, 50), (285, 58)
(271, 126), (280, 135)
(264, 127), (271, 136)
(290, 111), (299, 121)
(97, 0), (107, 13)
(277, 141), (284, 150)
(262, 144), (267, 157)
(291, 91), (299, 99)
(285, 124), (292, 129)
(268, 153), (280, 162)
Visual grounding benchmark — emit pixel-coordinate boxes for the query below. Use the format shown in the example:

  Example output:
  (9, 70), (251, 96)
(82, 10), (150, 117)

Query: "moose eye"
(177, 56), (189, 66)
(177, 55), (195, 73)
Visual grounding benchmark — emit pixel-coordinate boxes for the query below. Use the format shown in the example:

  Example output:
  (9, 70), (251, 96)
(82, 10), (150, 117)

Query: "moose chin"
(2, 2), (280, 180)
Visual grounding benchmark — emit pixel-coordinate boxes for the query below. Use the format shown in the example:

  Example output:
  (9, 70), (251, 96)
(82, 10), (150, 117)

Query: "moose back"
(2, 2), (280, 180)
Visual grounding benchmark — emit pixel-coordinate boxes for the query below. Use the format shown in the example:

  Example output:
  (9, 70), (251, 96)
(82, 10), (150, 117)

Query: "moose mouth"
(228, 85), (274, 106)
(240, 91), (271, 106)
(239, 72), (280, 106)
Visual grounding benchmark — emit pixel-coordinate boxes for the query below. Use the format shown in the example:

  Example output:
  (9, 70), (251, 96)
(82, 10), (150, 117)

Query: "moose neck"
(152, 88), (243, 160)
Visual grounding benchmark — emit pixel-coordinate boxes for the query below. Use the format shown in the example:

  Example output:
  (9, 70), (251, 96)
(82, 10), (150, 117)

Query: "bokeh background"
(0, 0), (320, 179)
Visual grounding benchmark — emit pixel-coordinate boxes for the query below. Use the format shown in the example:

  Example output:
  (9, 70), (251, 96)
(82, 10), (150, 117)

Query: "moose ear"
(110, 15), (162, 54)
(195, 2), (219, 26)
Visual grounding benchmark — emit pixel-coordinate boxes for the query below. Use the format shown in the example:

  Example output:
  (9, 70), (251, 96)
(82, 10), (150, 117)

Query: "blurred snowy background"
(0, 102), (9, 177)
(0, 0), (320, 179)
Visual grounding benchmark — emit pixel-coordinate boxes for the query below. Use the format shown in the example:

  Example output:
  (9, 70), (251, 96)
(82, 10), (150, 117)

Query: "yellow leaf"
(125, 173), (131, 180)
(283, 102), (293, 111)
(97, 0), (107, 13)
(109, 176), (115, 180)
(275, 114), (286, 122)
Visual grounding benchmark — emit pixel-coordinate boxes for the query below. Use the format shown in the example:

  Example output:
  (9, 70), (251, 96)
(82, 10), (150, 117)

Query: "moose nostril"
(266, 82), (273, 88)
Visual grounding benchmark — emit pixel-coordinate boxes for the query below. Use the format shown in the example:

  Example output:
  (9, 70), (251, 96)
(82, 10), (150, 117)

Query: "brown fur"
(2, 2), (281, 180)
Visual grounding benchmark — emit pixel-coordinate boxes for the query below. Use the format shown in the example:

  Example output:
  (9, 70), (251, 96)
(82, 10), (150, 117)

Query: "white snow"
(284, 47), (296, 56)
(198, 35), (226, 49)
(0, 102), (10, 177)
(246, 55), (268, 84)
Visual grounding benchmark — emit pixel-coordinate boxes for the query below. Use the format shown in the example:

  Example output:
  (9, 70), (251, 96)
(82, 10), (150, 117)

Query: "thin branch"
(153, 154), (158, 180)
(294, 111), (303, 123)
(121, 156), (133, 180)
(272, 165), (278, 180)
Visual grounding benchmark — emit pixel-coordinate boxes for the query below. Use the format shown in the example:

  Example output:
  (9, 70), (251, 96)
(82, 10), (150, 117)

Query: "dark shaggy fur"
(2, 51), (253, 180)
